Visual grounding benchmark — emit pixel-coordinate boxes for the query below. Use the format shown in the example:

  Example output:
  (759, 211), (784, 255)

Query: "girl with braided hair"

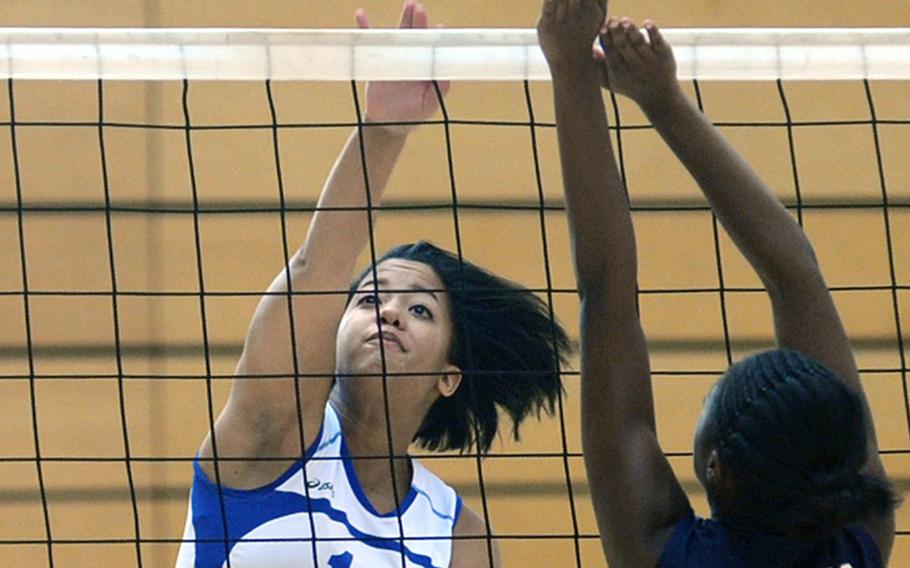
(537, 0), (899, 566)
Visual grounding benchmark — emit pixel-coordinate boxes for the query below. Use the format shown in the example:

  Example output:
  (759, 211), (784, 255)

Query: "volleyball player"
(175, 2), (569, 566)
(538, 0), (898, 565)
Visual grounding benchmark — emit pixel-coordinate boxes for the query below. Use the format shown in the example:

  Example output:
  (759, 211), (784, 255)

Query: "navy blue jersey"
(659, 510), (882, 568)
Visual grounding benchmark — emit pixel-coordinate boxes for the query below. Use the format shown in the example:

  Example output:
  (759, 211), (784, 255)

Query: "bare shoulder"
(450, 503), (501, 568)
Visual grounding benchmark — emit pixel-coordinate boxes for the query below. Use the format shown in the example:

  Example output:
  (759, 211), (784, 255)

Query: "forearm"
(294, 125), (409, 282)
(644, 86), (885, 459)
(232, 125), (409, 433)
(641, 87), (820, 293)
(554, 63), (657, 428)
(238, 125), (408, 388)
(551, 63), (637, 299)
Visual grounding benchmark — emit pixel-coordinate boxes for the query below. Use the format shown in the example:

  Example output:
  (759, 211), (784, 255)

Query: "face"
(335, 259), (460, 400)
(693, 382), (720, 488)
(694, 378), (744, 519)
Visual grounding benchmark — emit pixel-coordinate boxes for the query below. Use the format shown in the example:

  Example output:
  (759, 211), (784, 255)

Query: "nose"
(379, 301), (404, 329)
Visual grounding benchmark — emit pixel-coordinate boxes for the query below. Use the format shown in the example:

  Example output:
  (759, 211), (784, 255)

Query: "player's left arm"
(538, 3), (691, 567)
(450, 505), (501, 568)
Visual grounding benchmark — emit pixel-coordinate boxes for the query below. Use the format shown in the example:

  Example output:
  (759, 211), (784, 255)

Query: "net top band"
(1, 28), (909, 81)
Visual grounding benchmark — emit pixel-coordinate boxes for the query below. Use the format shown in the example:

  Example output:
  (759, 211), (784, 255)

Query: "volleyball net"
(0, 29), (908, 567)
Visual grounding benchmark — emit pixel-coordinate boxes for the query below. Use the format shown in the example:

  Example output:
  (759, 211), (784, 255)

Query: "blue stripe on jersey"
(340, 437), (419, 518)
(190, 421), (325, 567)
(453, 496), (463, 527)
(190, 470), (442, 568)
(413, 488), (455, 523)
(186, 405), (457, 568)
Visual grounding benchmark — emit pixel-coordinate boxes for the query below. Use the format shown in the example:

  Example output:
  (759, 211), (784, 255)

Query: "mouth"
(366, 331), (406, 352)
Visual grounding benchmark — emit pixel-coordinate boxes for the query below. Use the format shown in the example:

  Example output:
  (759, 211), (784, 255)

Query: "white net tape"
(1, 28), (909, 81)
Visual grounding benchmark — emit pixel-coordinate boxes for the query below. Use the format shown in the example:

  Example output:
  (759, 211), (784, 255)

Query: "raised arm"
(199, 1), (450, 489)
(600, 17), (893, 555)
(537, 3), (689, 566)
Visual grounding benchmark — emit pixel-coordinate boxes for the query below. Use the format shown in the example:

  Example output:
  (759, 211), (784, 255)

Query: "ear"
(435, 364), (462, 398)
(705, 449), (723, 485)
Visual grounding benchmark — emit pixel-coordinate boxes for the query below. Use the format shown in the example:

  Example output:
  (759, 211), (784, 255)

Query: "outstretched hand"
(537, 0), (607, 70)
(595, 18), (679, 110)
(357, 1), (450, 133)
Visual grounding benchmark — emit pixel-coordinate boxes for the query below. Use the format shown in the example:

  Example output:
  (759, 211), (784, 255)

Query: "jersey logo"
(328, 551), (354, 568)
(306, 478), (336, 498)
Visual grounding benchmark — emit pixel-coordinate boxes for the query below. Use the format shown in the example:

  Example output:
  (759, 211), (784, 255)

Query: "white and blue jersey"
(176, 402), (463, 568)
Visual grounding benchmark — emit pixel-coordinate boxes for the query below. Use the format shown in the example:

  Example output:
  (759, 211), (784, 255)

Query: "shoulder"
(410, 459), (460, 515)
(451, 504), (501, 568)
(656, 512), (743, 568)
(848, 520), (891, 567)
(197, 399), (336, 490)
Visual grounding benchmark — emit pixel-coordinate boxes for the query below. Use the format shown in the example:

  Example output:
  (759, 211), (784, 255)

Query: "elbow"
(572, 247), (639, 301)
(792, 237), (822, 275)
(577, 285), (639, 324)
(761, 238), (823, 298)
(573, 261), (616, 301)
(576, 278), (618, 305)
(289, 248), (308, 271)
(575, 278), (602, 301)
(574, 268), (638, 307)
(287, 249), (317, 282)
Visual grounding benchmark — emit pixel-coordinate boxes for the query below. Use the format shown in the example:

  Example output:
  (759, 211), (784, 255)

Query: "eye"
(410, 303), (433, 319)
(357, 293), (380, 306)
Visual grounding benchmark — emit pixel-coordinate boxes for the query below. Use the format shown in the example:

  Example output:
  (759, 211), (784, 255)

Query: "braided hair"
(704, 349), (897, 537)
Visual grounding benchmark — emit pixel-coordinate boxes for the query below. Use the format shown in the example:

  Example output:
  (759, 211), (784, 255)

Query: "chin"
(343, 353), (409, 379)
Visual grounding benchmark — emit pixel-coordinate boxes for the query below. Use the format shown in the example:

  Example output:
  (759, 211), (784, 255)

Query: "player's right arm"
(197, 126), (410, 489)
(198, 1), (450, 490)
(601, 18), (894, 560)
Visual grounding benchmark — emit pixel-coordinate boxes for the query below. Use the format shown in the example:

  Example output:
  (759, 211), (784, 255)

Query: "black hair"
(348, 241), (570, 454)
(705, 349), (898, 538)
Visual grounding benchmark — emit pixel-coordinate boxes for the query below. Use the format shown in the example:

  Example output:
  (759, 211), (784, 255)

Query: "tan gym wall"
(1, 1), (909, 566)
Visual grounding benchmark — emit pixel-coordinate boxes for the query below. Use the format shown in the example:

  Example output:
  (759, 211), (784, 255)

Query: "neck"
(329, 385), (427, 457)
(329, 385), (430, 514)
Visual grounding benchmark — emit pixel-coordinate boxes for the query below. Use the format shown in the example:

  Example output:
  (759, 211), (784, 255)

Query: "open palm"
(357, 1), (451, 131)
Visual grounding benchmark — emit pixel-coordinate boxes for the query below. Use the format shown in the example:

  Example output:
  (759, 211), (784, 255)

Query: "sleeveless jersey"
(175, 402), (462, 568)
(659, 510), (883, 568)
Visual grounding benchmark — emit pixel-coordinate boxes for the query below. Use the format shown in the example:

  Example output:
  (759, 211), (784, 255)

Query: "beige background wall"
(1, 1), (909, 567)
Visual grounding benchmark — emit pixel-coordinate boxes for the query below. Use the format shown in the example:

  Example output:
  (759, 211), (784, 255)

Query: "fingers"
(355, 8), (370, 30)
(567, 0), (581, 16)
(554, 0), (568, 22)
(598, 17), (613, 51)
(607, 17), (634, 64)
(435, 80), (452, 99)
(602, 16), (656, 65)
(645, 20), (671, 55)
(624, 20), (652, 60)
(412, 2), (428, 29)
(365, 1), (434, 31)
(397, 0), (416, 29)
